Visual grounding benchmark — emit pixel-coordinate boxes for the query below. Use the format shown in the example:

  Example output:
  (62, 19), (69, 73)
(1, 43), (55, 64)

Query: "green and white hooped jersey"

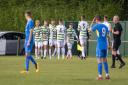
(66, 28), (77, 42)
(56, 25), (66, 41)
(40, 26), (49, 41)
(33, 27), (41, 42)
(49, 24), (57, 40)
(78, 21), (89, 38)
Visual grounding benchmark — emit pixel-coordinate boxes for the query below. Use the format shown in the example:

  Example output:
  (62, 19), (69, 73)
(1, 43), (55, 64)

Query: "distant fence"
(64, 21), (128, 57)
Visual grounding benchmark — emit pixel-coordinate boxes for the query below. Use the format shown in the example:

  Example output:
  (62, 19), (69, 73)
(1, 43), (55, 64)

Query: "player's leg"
(80, 37), (85, 59)
(40, 42), (43, 58)
(38, 42), (41, 58)
(35, 41), (38, 59)
(49, 40), (53, 59)
(67, 42), (72, 59)
(21, 44), (38, 73)
(57, 41), (61, 60)
(61, 41), (65, 59)
(103, 58), (110, 79)
(97, 58), (103, 80)
(102, 49), (110, 80)
(43, 41), (48, 59)
(52, 40), (57, 57)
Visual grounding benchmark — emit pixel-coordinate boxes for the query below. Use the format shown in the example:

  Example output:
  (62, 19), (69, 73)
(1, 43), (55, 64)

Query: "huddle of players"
(33, 16), (89, 60)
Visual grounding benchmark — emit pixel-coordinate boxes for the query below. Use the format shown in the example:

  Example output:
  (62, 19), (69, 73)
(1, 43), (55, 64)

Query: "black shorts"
(113, 39), (121, 51)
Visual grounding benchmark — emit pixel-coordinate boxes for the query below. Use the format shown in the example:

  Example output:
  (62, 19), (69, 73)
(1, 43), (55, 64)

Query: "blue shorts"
(96, 48), (107, 58)
(24, 42), (34, 53)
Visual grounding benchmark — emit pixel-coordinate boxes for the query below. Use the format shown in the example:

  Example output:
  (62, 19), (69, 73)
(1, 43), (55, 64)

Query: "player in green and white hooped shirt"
(78, 15), (89, 59)
(49, 20), (57, 59)
(56, 19), (66, 60)
(33, 20), (41, 59)
(66, 23), (78, 59)
(40, 20), (49, 59)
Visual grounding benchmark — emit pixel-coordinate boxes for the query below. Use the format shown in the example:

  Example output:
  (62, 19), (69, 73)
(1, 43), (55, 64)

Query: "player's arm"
(28, 29), (33, 46)
(107, 34), (111, 50)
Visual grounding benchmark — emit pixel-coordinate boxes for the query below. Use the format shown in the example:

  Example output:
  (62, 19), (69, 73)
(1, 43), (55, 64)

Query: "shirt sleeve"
(91, 24), (97, 32)
(29, 20), (34, 30)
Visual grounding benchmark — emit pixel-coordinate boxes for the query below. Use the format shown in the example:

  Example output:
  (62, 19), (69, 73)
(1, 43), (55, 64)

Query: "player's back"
(94, 23), (108, 50)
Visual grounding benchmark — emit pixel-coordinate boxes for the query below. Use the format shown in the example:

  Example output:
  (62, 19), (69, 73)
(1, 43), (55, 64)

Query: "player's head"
(104, 15), (108, 21)
(95, 15), (102, 23)
(113, 15), (119, 24)
(25, 10), (32, 20)
(69, 23), (73, 29)
(51, 19), (56, 25)
(35, 20), (40, 27)
(80, 15), (85, 21)
(58, 19), (64, 25)
(43, 20), (49, 26)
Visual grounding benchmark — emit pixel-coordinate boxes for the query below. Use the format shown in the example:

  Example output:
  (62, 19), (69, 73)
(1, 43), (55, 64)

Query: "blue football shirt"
(25, 19), (34, 43)
(91, 23), (109, 50)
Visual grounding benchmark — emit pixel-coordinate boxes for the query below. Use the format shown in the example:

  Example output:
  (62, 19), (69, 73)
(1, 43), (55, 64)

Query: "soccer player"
(66, 23), (78, 59)
(40, 20), (49, 59)
(20, 10), (39, 74)
(90, 15), (110, 80)
(103, 15), (112, 50)
(33, 20), (41, 59)
(56, 19), (66, 60)
(111, 15), (125, 69)
(78, 15), (89, 59)
(49, 20), (57, 59)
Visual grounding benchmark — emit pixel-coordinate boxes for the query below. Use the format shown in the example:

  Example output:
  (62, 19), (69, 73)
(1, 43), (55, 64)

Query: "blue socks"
(29, 56), (37, 65)
(103, 62), (109, 74)
(98, 63), (102, 75)
(26, 56), (37, 71)
(26, 56), (30, 71)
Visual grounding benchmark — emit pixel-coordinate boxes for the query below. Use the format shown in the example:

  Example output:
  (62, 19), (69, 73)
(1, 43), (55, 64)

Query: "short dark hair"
(104, 15), (108, 19)
(81, 15), (85, 19)
(25, 10), (32, 17)
(95, 15), (101, 21)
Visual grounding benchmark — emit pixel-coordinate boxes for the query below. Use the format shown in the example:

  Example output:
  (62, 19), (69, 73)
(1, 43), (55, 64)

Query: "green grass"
(0, 56), (127, 85)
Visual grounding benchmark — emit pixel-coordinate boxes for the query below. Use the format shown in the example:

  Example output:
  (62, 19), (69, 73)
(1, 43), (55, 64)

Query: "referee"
(111, 15), (125, 69)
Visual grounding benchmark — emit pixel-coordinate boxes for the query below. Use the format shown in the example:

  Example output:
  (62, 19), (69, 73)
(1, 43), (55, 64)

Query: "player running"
(33, 20), (41, 59)
(56, 19), (66, 60)
(78, 15), (89, 59)
(40, 20), (49, 59)
(49, 20), (57, 59)
(20, 10), (39, 74)
(90, 16), (110, 80)
(66, 23), (78, 59)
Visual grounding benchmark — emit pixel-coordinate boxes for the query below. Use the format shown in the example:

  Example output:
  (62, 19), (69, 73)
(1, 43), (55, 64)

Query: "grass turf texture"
(0, 56), (127, 85)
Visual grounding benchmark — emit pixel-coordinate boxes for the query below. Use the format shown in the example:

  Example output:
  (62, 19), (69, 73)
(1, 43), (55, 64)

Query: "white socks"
(44, 49), (47, 58)
(82, 47), (85, 57)
(62, 47), (65, 59)
(57, 47), (60, 60)
(49, 48), (52, 59)
(35, 48), (38, 58)
(52, 47), (57, 56)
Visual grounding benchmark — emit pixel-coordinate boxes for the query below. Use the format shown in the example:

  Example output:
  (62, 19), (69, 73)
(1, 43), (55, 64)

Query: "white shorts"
(57, 40), (65, 47)
(79, 36), (86, 45)
(49, 39), (57, 46)
(43, 41), (48, 46)
(67, 42), (73, 49)
(35, 41), (42, 48)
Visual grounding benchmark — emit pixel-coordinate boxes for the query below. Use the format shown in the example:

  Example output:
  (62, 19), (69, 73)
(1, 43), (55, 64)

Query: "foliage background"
(0, 0), (127, 32)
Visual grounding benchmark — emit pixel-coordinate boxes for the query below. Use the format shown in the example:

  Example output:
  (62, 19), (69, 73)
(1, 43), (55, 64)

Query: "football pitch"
(0, 56), (127, 85)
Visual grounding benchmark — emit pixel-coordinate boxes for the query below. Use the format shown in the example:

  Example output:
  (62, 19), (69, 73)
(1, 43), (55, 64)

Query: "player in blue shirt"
(90, 16), (110, 80)
(20, 10), (39, 74)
